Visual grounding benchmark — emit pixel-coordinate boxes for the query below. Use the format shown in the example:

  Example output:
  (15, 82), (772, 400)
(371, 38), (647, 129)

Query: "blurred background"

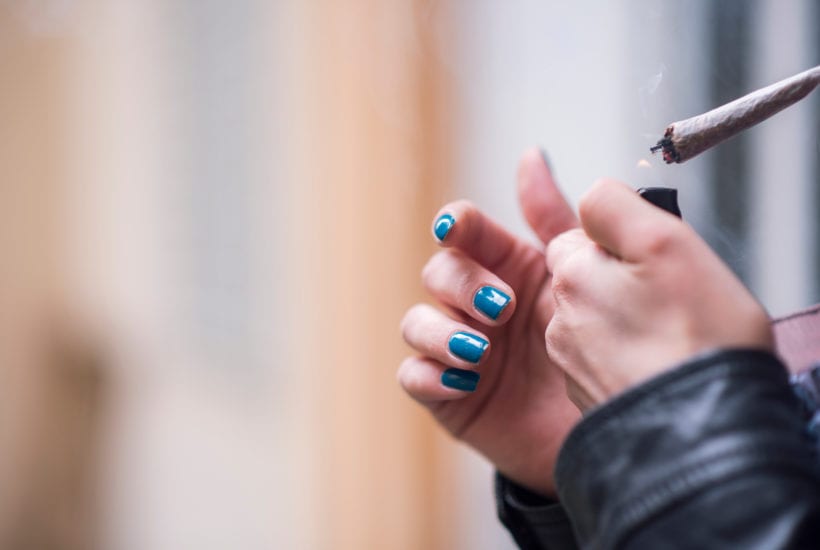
(0, 1), (818, 548)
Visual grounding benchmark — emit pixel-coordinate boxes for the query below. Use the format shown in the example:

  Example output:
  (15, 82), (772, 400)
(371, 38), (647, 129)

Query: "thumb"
(517, 148), (578, 246)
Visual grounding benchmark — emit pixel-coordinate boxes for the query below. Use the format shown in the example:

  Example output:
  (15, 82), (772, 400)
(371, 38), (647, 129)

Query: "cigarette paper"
(651, 65), (820, 164)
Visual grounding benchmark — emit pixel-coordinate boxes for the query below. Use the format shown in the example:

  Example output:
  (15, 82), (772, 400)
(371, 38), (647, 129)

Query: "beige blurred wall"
(1, 0), (464, 549)
(0, 5), (103, 549)
(294, 1), (459, 547)
(286, 0), (469, 544)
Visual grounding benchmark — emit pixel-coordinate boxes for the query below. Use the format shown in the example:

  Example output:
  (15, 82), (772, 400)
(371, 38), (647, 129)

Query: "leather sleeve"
(555, 348), (820, 549)
(495, 472), (578, 550)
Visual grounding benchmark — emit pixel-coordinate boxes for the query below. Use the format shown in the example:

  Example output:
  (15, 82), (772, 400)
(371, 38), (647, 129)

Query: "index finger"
(432, 200), (522, 270)
(578, 179), (682, 262)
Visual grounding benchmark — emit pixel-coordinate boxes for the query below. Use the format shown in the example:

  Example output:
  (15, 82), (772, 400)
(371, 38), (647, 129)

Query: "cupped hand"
(399, 149), (581, 496)
(545, 179), (774, 411)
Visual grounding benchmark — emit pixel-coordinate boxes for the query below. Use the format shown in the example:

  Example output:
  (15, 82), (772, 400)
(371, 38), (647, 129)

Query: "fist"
(545, 179), (774, 410)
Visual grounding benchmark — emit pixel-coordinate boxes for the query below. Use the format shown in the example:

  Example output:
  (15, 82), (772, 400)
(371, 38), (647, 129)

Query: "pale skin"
(399, 148), (580, 497)
(546, 178), (774, 410)
(400, 149), (774, 497)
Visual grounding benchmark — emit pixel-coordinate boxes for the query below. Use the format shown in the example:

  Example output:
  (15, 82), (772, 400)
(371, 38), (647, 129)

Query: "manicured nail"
(441, 368), (480, 392)
(448, 331), (488, 364)
(473, 286), (511, 320)
(433, 213), (455, 242)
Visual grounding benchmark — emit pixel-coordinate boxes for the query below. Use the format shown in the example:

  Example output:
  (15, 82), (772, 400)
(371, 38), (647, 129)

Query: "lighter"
(638, 187), (682, 218)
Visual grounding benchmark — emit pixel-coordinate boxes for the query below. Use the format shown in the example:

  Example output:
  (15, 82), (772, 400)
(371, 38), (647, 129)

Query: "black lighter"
(638, 187), (682, 218)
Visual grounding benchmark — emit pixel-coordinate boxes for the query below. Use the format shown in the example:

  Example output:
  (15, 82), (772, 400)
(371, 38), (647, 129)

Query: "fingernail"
(433, 213), (455, 242)
(441, 368), (480, 392)
(448, 331), (488, 364)
(473, 286), (511, 320)
(539, 147), (552, 171)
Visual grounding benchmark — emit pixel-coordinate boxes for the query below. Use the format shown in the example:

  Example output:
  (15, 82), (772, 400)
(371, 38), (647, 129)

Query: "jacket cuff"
(495, 472), (578, 550)
(554, 349), (818, 549)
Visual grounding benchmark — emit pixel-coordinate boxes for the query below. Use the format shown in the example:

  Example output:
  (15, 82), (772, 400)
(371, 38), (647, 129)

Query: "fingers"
(401, 304), (490, 369)
(517, 147), (579, 245)
(422, 249), (515, 324)
(399, 303), (489, 401)
(431, 200), (520, 270)
(578, 178), (682, 262)
(397, 356), (480, 402)
(432, 147), (578, 270)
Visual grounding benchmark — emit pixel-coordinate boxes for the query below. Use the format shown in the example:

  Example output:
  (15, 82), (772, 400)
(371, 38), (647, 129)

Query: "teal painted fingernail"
(448, 331), (488, 364)
(441, 368), (480, 392)
(473, 286), (511, 320)
(434, 213), (455, 241)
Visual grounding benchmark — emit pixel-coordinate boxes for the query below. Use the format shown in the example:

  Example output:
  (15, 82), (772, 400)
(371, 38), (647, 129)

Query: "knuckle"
(399, 313), (412, 342)
(454, 269), (477, 299)
(396, 357), (420, 392)
(550, 270), (573, 301)
(545, 233), (569, 270)
(544, 315), (572, 369)
(421, 251), (476, 298)
(578, 178), (609, 219)
(421, 252), (446, 287)
(550, 257), (581, 300)
(397, 358), (436, 402)
(549, 228), (584, 253)
(544, 316), (562, 348)
(400, 304), (425, 341)
(639, 222), (680, 257)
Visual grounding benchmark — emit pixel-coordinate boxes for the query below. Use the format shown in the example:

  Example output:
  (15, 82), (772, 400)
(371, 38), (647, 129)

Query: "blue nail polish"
(473, 286), (511, 320)
(441, 368), (480, 392)
(434, 213), (455, 241)
(448, 331), (488, 364)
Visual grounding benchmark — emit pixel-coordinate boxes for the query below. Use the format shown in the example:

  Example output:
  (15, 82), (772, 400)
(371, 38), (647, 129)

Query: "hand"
(399, 149), (581, 497)
(545, 179), (774, 411)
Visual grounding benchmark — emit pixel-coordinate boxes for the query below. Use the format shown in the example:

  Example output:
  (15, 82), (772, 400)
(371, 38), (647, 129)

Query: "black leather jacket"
(496, 349), (820, 549)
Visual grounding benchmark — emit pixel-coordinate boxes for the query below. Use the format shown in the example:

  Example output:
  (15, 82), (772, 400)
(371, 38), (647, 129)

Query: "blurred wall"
(59, 0), (459, 548)
(2, 0), (463, 549)
(291, 0), (460, 548)
(0, 6), (103, 549)
(0, 1), (817, 550)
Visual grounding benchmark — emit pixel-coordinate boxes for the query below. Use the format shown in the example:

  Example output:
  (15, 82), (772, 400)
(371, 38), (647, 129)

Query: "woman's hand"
(399, 149), (581, 497)
(545, 179), (774, 411)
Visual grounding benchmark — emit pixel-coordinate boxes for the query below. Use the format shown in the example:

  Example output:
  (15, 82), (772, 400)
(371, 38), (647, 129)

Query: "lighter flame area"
(636, 158), (652, 169)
